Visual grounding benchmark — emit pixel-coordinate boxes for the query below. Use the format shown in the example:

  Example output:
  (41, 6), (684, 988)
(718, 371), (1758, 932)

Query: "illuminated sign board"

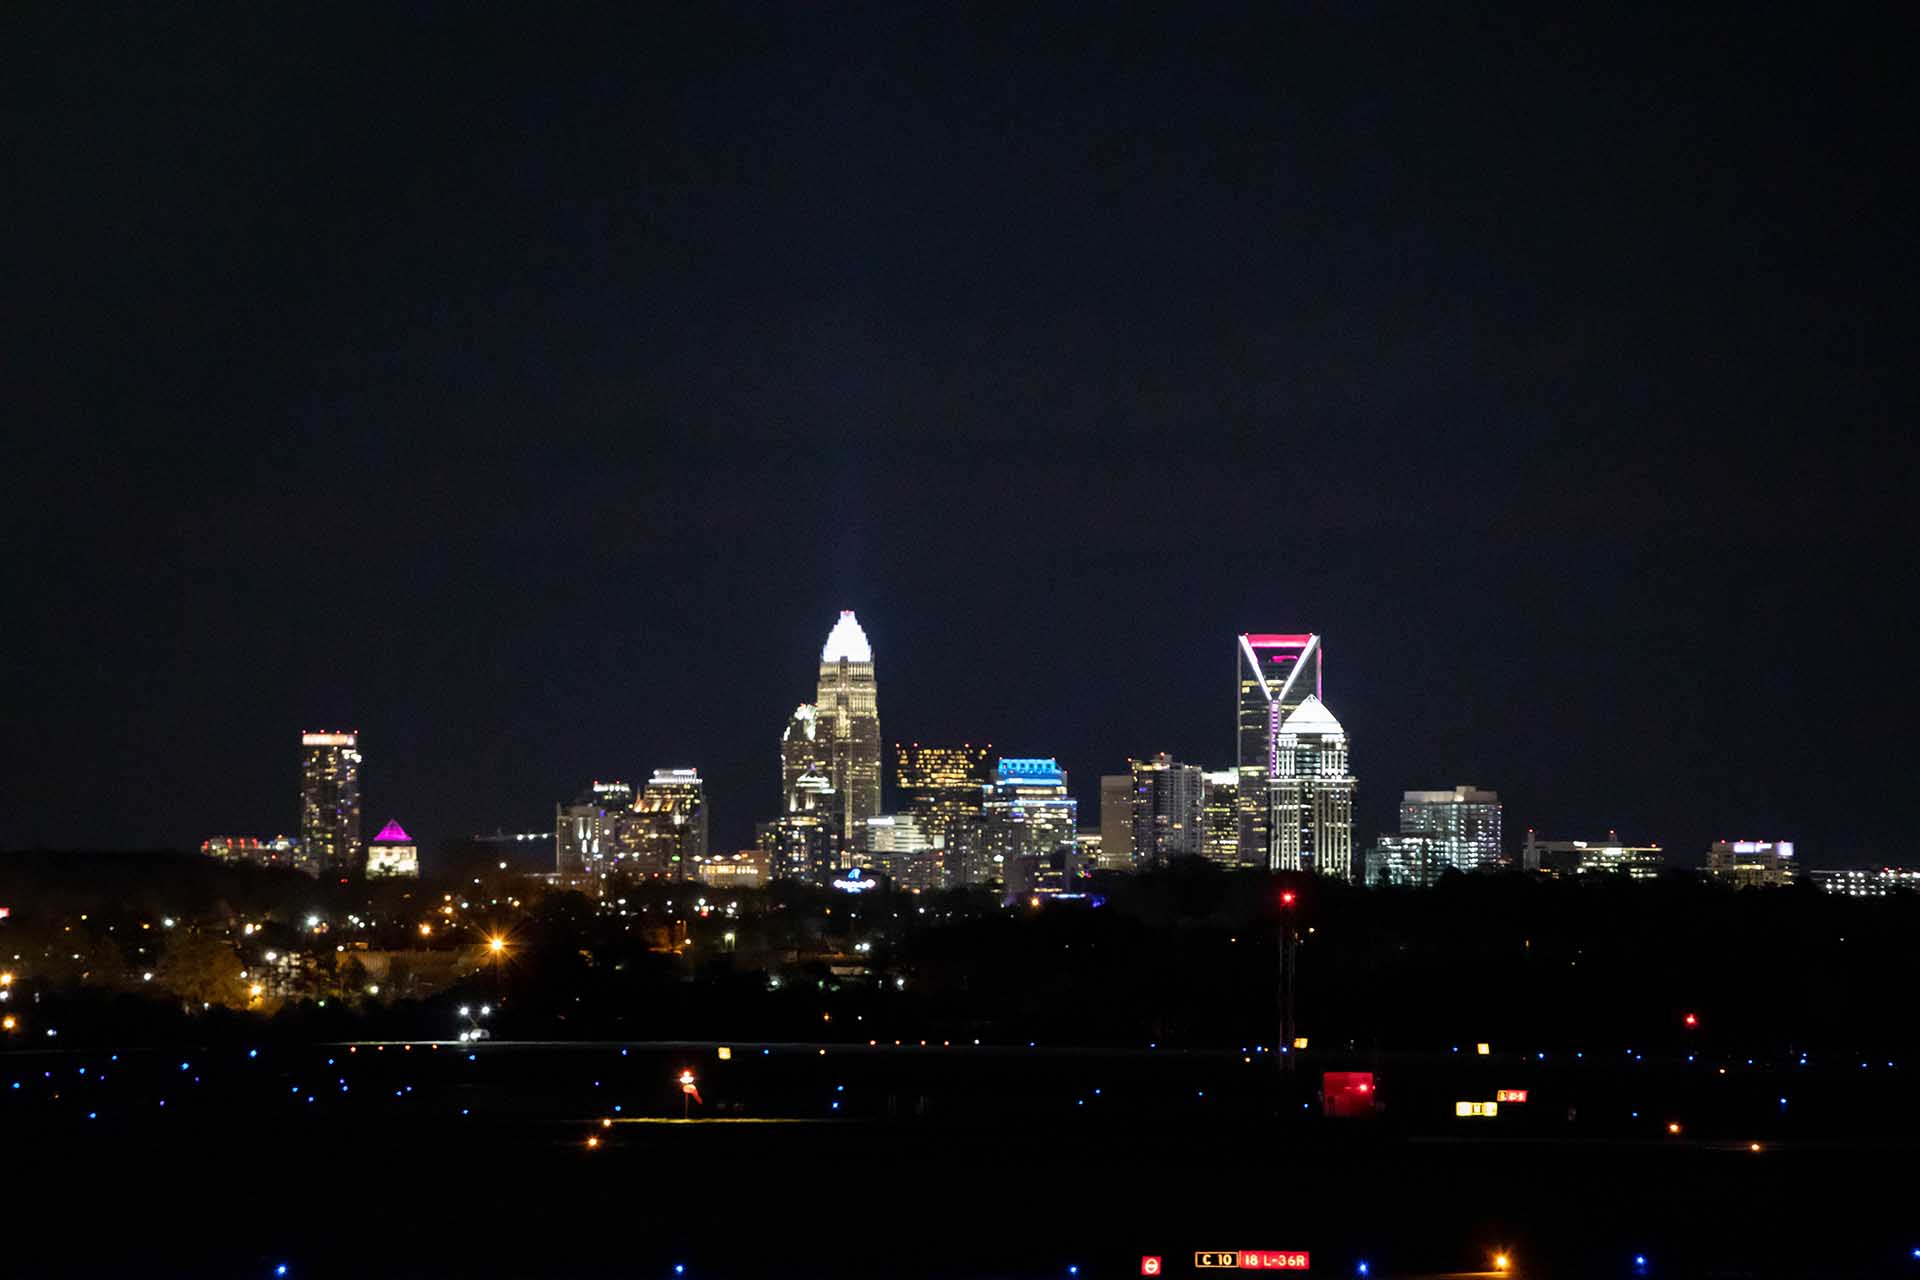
(1475, 1042), (1491, 1055)
(1497, 1089), (1529, 1103)
(301, 732), (356, 746)
(831, 867), (878, 893)
(1139, 1260), (1162, 1277)
(716, 1046), (732, 1060)
(1194, 1253), (1311, 1270)
(1456, 1100), (1500, 1117)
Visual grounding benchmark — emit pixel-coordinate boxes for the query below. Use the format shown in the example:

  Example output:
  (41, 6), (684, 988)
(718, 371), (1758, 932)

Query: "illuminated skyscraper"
(983, 758), (1079, 899)
(1098, 774), (1135, 870)
(623, 769), (708, 879)
(895, 742), (992, 887)
(774, 704), (837, 879)
(300, 730), (362, 878)
(1201, 770), (1240, 866)
(1129, 753), (1205, 867)
(1236, 634), (1322, 869)
(1271, 696), (1355, 880)
(817, 611), (882, 846)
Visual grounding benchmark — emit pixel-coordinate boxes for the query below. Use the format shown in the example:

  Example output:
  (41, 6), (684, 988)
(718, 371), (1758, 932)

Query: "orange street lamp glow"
(1494, 1254), (1510, 1272)
(488, 937), (506, 954)
(586, 1136), (599, 1149)
(418, 923), (431, 937)
(2, 1015), (16, 1031)
(1668, 1122), (1682, 1134)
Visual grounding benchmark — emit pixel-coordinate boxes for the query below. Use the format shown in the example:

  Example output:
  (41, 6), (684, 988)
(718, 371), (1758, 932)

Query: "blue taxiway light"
(1357, 1264), (1370, 1276)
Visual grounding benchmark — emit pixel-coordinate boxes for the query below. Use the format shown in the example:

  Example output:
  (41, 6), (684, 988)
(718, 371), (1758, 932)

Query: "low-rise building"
(1523, 832), (1664, 880)
(1705, 840), (1797, 889)
(1810, 867), (1920, 896)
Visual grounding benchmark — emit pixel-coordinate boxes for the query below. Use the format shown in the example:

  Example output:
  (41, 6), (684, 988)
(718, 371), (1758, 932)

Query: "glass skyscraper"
(300, 730), (362, 879)
(1236, 633), (1321, 870)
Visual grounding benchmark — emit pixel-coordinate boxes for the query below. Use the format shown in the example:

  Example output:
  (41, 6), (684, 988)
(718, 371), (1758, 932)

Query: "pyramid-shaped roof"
(1279, 694), (1345, 737)
(821, 610), (873, 663)
(371, 819), (412, 844)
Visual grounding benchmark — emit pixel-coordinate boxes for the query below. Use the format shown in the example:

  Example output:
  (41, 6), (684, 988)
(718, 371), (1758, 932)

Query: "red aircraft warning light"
(1685, 1012), (1699, 1027)
(1280, 891), (1296, 907)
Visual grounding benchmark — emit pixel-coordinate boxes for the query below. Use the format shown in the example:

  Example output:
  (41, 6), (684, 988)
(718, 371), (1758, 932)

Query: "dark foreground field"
(4, 1042), (1915, 1278)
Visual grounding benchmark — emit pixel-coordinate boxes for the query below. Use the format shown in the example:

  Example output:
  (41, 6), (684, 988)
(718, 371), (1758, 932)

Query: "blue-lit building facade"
(982, 758), (1081, 901)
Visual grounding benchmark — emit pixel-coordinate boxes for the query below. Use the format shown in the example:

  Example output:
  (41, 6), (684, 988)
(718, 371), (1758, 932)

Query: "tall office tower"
(556, 781), (632, 880)
(1200, 770), (1240, 866)
(1705, 840), (1798, 889)
(895, 743), (992, 887)
(300, 731), (363, 878)
(366, 819), (420, 878)
(817, 611), (882, 848)
(1236, 634), (1322, 870)
(776, 704), (839, 879)
(982, 758), (1079, 900)
(1272, 696), (1355, 880)
(1129, 753), (1206, 867)
(622, 769), (708, 879)
(1398, 787), (1504, 876)
(1098, 774), (1136, 871)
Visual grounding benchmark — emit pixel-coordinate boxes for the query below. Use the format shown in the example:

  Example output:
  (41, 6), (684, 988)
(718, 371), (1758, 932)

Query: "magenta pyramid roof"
(372, 819), (412, 844)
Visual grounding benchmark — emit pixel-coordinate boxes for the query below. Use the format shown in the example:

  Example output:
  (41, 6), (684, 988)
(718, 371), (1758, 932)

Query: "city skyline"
(7, 7), (1910, 872)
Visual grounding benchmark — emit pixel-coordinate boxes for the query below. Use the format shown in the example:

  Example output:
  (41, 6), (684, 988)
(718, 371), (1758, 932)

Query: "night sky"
(6, 4), (1914, 864)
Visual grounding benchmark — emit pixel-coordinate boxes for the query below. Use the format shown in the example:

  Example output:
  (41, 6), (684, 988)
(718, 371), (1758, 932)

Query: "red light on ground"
(1140, 1258), (1163, 1276)
(1685, 1012), (1699, 1027)
(1323, 1072), (1377, 1118)
(1280, 891), (1296, 906)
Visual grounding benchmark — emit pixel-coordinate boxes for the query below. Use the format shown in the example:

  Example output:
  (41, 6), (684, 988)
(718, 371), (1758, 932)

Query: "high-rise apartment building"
(300, 731), (363, 879)
(1237, 634), (1322, 870)
(895, 742), (992, 887)
(1129, 753), (1205, 867)
(1272, 696), (1355, 880)
(1368, 787), (1504, 886)
(982, 758), (1079, 898)
(1705, 840), (1797, 889)
(817, 611), (882, 848)
(1200, 770), (1240, 866)
(623, 769), (708, 879)
(1098, 774), (1135, 871)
